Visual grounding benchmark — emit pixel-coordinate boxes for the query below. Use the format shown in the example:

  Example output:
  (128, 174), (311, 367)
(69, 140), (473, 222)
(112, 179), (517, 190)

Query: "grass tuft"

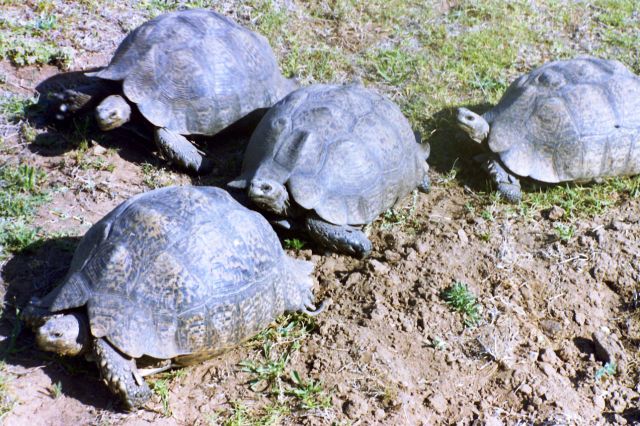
(441, 282), (482, 328)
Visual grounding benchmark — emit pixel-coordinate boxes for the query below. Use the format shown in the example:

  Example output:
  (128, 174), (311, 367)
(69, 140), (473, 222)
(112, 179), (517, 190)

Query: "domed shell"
(237, 83), (429, 225)
(485, 56), (640, 183)
(91, 9), (294, 136)
(45, 186), (302, 361)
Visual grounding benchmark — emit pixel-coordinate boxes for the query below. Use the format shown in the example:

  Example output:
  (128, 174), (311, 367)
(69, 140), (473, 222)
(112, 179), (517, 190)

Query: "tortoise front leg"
(475, 153), (522, 203)
(49, 78), (116, 121)
(94, 338), (152, 410)
(304, 214), (372, 258)
(154, 128), (213, 174)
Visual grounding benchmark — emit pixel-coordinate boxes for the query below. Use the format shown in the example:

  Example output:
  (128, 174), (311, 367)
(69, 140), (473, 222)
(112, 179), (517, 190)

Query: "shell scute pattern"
(42, 186), (312, 362)
(248, 83), (427, 226)
(96, 9), (291, 136)
(488, 57), (640, 183)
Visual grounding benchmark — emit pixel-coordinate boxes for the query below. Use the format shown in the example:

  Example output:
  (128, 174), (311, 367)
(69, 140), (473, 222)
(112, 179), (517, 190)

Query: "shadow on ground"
(0, 236), (119, 411)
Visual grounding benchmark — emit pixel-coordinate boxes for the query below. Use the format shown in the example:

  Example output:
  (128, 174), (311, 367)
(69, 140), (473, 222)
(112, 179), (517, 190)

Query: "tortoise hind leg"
(304, 214), (372, 258)
(476, 153), (522, 203)
(94, 338), (152, 410)
(154, 128), (213, 175)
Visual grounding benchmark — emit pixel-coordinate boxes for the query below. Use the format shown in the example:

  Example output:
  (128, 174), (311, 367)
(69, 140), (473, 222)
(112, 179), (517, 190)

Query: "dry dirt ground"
(1, 1), (640, 425)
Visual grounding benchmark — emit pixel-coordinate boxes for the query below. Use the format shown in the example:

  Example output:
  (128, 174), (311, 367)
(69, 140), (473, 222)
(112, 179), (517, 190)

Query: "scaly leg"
(154, 128), (213, 174)
(475, 153), (522, 203)
(94, 338), (152, 410)
(304, 214), (372, 258)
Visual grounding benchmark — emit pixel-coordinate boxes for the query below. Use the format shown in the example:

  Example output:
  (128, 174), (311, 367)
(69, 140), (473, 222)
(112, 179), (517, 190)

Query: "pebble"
(519, 383), (533, 396)
(368, 259), (390, 275)
(414, 240), (430, 255)
(343, 395), (369, 419)
(593, 330), (627, 372)
(546, 205), (566, 220)
(428, 394), (448, 414)
(539, 348), (561, 366)
(573, 310), (586, 326)
(540, 319), (563, 337)
(457, 228), (468, 245)
(593, 394), (606, 411)
(539, 362), (556, 377)
(384, 250), (402, 263)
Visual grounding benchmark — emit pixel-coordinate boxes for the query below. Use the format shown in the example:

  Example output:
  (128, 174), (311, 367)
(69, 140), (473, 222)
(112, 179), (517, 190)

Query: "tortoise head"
(248, 178), (290, 216)
(95, 94), (131, 131)
(35, 312), (90, 357)
(457, 107), (489, 144)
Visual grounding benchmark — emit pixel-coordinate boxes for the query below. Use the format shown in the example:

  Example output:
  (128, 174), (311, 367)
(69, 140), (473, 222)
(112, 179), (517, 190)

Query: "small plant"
(554, 223), (575, 242)
(283, 238), (306, 250)
(441, 282), (482, 327)
(427, 336), (447, 351)
(286, 371), (331, 410)
(595, 361), (617, 381)
(150, 378), (172, 416)
(239, 341), (289, 395)
(49, 381), (62, 399)
(480, 209), (495, 222)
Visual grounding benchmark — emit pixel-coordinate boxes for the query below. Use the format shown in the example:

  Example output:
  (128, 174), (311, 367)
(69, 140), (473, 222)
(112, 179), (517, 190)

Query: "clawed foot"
(50, 89), (93, 121)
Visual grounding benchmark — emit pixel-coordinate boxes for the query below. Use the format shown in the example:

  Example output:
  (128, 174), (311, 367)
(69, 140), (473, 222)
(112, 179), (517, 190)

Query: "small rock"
(484, 416), (503, 426)
(593, 394), (606, 411)
(92, 145), (107, 155)
(539, 348), (561, 366)
(592, 227), (606, 245)
(414, 240), (429, 255)
(368, 259), (390, 275)
(427, 394), (448, 414)
(539, 362), (556, 377)
(457, 228), (468, 245)
(540, 319), (563, 337)
(608, 219), (626, 231)
(384, 250), (402, 263)
(518, 383), (533, 396)
(374, 408), (386, 420)
(593, 330), (627, 372)
(610, 393), (627, 413)
(343, 395), (369, 419)
(573, 310), (586, 326)
(344, 272), (363, 287)
(546, 205), (566, 220)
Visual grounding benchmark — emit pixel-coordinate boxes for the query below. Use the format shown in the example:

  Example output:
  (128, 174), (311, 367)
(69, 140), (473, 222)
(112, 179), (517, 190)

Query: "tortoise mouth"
(249, 179), (289, 215)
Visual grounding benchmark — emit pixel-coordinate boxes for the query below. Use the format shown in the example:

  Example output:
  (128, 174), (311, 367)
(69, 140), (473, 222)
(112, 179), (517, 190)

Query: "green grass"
(0, 18), (73, 68)
(49, 381), (62, 399)
(0, 362), (15, 419)
(441, 282), (482, 328)
(0, 95), (38, 123)
(221, 313), (330, 423)
(520, 177), (640, 219)
(0, 164), (49, 256)
(283, 238), (306, 251)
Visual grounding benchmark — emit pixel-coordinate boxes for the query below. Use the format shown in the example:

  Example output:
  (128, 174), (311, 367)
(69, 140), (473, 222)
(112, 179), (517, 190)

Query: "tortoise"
(50, 9), (296, 174)
(22, 185), (321, 409)
(457, 56), (640, 202)
(229, 83), (431, 258)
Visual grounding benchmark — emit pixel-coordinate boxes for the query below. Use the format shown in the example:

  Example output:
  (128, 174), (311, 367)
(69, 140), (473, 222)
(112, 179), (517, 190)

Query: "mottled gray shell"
(91, 9), (294, 136)
(44, 186), (312, 361)
(485, 56), (640, 183)
(236, 83), (429, 225)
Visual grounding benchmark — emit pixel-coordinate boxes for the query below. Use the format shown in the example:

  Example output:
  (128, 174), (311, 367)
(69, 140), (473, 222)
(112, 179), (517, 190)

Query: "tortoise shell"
(90, 9), (294, 136)
(44, 186), (314, 362)
(236, 83), (430, 225)
(484, 56), (640, 183)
